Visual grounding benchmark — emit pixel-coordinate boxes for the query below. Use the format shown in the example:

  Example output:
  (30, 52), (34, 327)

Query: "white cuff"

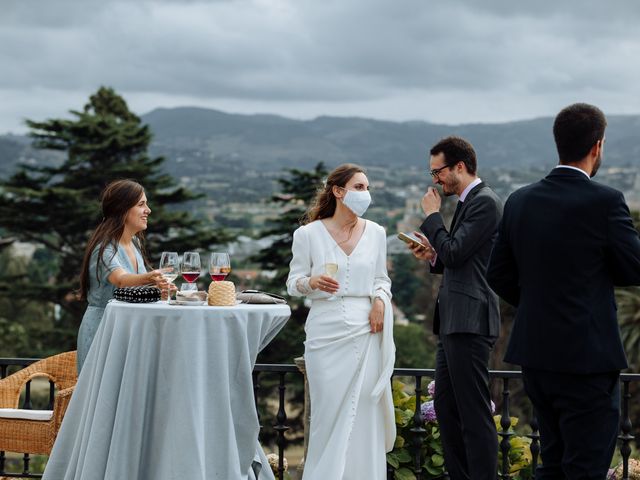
(296, 277), (313, 295)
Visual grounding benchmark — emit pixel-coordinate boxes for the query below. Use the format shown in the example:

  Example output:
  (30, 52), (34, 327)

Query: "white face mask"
(342, 189), (371, 217)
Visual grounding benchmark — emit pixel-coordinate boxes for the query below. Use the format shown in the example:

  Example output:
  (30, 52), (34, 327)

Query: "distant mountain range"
(141, 107), (640, 170)
(2, 107), (639, 179)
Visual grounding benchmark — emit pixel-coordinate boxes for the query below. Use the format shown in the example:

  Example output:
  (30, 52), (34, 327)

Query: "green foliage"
(390, 254), (422, 317)
(0, 247), (60, 357)
(616, 212), (640, 370)
(387, 379), (445, 479)
(618, 287), (640, 370)
(387, 379), (535, 479)
(494, 416), (534, 479)
(630, 210), (640, 235)
(252, 163), (328, 292)
(0, 87), (227, 353)
(393, 323), (435, 368)
(2, 453), (48, 475)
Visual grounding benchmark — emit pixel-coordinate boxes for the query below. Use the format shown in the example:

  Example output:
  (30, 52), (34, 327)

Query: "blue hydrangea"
(420, 400), (437, 422)
(427, 380), (435, 397)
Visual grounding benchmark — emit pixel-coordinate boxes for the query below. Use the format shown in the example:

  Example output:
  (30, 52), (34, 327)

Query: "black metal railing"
(253, 364), (300, 479)
(1, 359), (638, 479)
(253, 365), (639, 480)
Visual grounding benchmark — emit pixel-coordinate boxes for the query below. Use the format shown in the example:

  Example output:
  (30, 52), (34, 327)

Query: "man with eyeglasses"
(406, 136), (503, 480)
(487, 103), (640, 479)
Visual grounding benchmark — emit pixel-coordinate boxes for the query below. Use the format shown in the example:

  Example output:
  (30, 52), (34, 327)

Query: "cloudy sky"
(1, 0), (640, 133)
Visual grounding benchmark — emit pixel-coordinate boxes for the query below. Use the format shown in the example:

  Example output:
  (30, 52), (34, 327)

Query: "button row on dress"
(345, 258), (350, 292)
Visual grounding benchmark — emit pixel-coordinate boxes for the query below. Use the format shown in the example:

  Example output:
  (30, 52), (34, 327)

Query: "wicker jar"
(208, 281), (236, 306)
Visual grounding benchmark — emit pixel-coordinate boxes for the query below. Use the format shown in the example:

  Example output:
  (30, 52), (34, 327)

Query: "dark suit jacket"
(487, 167), (640, 374)
(421, 182), (503, 337)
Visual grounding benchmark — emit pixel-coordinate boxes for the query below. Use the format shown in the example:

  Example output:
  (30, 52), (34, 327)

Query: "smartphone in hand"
(397, 232), (429, 250)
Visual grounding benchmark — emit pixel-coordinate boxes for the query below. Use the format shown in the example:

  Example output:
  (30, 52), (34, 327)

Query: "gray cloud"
(1, 0), (640, 132)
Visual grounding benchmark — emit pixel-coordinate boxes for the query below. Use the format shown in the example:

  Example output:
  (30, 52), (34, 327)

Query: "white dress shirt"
(554, 165), (591, 179)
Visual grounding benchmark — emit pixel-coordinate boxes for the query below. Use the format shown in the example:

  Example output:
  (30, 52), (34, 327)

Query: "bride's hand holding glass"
(309, 275), (339, 294)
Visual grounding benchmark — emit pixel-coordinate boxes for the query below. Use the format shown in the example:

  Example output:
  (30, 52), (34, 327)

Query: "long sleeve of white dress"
(372, 226), (392, 303)
(286, 226), (315, 297)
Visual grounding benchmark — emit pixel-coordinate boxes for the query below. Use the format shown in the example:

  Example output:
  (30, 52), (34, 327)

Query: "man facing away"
(408, 136), (503, 480)
(487, 103), (640, 479)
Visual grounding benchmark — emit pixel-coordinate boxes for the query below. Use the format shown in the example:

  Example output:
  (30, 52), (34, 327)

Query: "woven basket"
(208, 281), (236, 306)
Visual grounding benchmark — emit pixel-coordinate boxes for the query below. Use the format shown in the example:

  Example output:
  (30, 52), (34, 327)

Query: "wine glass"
(159, 251), (179, 303)
(181, 251), (201, 291)
(323, 255), (339, 301)
(209, 252), (231, 282)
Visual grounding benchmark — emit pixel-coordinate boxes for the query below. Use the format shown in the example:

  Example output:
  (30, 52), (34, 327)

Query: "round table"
(43, 300), (291, 480)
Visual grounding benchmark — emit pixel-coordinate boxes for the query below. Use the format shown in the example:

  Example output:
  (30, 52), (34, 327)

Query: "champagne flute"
(324, 257), (339, 301)
(159, 251), (179, 303)
(181, 251), (201, 291)
(209, 252), (231, 281)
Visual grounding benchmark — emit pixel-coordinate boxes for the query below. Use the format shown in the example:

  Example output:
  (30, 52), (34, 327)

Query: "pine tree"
(0, 87), (227, 348)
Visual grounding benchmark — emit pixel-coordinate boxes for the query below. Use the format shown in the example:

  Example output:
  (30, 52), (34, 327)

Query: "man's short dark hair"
(430, 136), (477, 175)
(553, 103), (607, 164)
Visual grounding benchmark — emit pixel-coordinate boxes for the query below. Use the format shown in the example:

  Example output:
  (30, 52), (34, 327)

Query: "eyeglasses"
(429, 164), (451, 178)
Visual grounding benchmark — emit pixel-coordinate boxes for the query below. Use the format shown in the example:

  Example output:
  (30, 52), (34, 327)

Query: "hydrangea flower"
(421, 380), (494, 421)
(266, 453), (288, 473)
(420, 399), (437, 422)
(427, 380), (435, 397)
(611, 458), (640, 480)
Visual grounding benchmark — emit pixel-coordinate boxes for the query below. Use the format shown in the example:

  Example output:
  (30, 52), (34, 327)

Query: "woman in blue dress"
(77, 179), (167, 372)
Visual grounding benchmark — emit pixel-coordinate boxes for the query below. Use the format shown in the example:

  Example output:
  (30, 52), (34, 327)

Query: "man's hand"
(408, 231), (435, 261)
(421, 187), (441, 216)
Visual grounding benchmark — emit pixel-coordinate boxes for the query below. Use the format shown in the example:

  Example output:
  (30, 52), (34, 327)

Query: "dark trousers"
(522, 368), (620, 480)
(435, 333), (497, 480)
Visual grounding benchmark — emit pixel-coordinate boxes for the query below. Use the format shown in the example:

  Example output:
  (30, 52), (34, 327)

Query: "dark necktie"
(451, 201), (463, 230)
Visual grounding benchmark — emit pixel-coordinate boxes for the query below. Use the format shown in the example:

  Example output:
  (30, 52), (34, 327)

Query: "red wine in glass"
(210, 267), (231, 282)
(182, 272), (200, 283)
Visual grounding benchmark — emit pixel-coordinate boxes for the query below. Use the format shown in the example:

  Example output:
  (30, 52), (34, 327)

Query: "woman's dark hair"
(304, 163), (366, 224)
(430, 136), (477, 175)
(553, 103), (607, 164)
(79, 179), (149, 300)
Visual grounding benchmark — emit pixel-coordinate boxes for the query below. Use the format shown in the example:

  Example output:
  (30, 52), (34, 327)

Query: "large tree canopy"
(0, 86), (227, 349)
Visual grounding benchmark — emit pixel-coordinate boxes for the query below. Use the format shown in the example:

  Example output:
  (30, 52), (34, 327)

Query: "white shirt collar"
(554, 165), (591, 180)
(459, 178), (482, 202)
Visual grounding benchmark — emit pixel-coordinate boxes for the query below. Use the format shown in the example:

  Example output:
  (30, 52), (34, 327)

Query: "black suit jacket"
(487, 167), (640, 373)
(421, 182), (503, 337)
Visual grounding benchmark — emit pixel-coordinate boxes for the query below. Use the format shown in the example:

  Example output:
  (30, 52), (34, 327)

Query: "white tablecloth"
(43, 300), (291, 480)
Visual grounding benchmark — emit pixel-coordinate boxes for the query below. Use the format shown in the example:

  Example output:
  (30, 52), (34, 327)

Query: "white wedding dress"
(287, 219), (396, 480)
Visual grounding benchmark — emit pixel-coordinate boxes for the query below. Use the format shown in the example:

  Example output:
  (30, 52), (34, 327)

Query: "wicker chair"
(0, 351), (77, 455)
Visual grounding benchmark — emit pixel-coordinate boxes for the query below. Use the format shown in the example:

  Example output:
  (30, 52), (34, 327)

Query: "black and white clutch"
(113, 285), (162, 303)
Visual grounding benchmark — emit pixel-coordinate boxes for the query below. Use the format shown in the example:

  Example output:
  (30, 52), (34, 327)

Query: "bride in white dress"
(287, 164), (396, 480)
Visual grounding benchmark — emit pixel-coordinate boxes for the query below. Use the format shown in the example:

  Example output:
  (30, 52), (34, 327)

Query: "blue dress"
(77, 242), (146, 372)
